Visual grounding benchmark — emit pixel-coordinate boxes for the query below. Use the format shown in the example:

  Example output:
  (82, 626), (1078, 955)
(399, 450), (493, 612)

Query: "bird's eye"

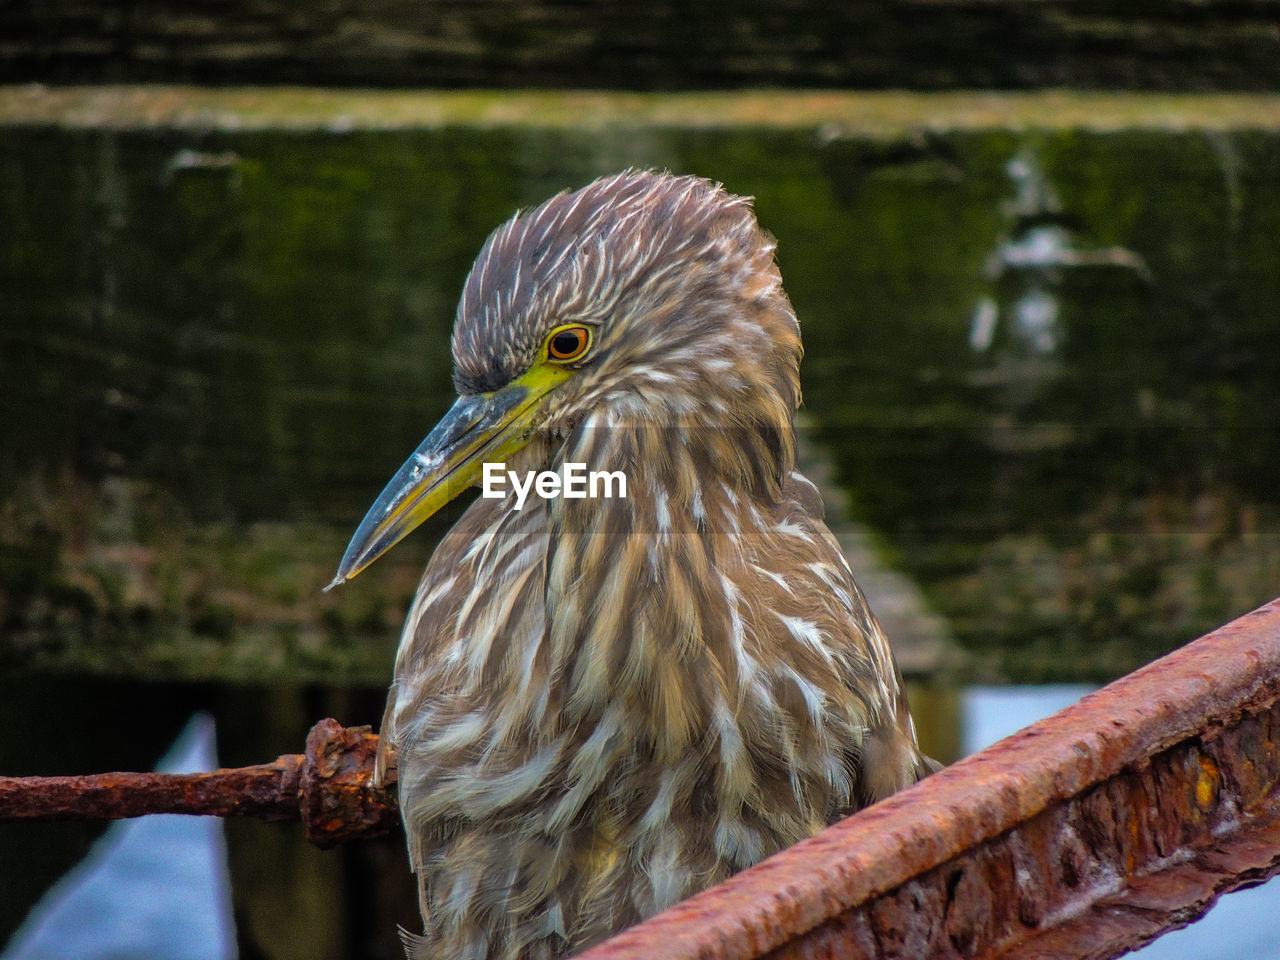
(546, 325), (592, 362)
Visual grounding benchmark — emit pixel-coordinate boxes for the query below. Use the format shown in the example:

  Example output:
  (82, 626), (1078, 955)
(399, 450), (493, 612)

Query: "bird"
(329, 170), (935, 959)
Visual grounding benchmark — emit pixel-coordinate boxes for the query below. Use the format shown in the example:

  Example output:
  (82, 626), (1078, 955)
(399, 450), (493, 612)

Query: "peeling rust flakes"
(1195, 752), (1219, 810)
(768, 695), (1280, 960)
(298, 719), (400, 847)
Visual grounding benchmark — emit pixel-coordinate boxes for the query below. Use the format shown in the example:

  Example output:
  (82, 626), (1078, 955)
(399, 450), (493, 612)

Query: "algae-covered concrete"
(4, 87), (1280, 134)
(2, 89), (1278, 684)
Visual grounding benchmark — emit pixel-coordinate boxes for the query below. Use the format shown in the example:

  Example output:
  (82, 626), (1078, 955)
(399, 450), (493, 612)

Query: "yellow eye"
(546, 325), (592, 362)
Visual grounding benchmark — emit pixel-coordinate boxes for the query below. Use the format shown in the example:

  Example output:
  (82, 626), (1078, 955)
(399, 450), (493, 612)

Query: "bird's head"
(329, 171), (801, 586)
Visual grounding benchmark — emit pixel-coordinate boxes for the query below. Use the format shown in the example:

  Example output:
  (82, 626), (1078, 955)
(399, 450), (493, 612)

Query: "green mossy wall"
(2, 100), (1279, 684)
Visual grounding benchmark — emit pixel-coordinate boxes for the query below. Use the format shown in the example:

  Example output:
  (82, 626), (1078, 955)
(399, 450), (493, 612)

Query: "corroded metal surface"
(298, 717), (400, 847)
(0, 756), (304, 822)
(0, 718), (398, 848)
(577, 597), (1280, 960)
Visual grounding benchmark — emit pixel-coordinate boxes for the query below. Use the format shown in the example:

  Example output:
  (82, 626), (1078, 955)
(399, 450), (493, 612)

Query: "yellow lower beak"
(327, 365), (570, 587)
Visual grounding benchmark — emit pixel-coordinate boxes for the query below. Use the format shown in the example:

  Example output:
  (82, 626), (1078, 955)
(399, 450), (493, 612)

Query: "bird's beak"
(326, 365), (571, 588)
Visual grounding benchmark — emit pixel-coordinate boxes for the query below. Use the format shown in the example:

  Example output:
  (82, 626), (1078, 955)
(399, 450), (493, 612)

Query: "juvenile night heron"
(331, 171), (934, 959)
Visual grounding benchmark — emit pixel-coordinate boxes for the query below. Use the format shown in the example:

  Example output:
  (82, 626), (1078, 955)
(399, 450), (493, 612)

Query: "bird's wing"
(774, 469), (931, 805)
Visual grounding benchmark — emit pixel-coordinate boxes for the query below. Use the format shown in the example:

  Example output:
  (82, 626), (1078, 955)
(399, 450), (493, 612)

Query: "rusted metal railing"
(2, 598), (1279, 959)
(0, 718), (398, 848)
(581, 596), (1280, 960)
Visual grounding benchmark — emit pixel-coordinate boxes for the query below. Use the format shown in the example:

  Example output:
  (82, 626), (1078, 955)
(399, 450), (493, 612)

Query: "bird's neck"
(560, 398), (797, 509)
(534, 405), (796, 754)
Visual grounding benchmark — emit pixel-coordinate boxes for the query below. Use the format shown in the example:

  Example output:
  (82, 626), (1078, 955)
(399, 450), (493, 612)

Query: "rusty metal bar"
(577, 597), (1280, 960)
(0, 717), (399, 848)
(0, 758), (302, 821)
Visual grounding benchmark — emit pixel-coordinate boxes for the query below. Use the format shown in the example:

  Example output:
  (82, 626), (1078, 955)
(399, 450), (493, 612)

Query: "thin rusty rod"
(0, 757), (303, 822)
(577, 596), (1280, 960)
(0, 718), (399, 848)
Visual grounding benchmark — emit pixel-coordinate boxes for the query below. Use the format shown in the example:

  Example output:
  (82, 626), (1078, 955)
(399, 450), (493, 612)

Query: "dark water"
(2, 119), (1279, 954)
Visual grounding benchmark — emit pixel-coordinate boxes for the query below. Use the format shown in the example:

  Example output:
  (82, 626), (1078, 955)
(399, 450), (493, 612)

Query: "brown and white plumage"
(334, 171), (933, 959)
